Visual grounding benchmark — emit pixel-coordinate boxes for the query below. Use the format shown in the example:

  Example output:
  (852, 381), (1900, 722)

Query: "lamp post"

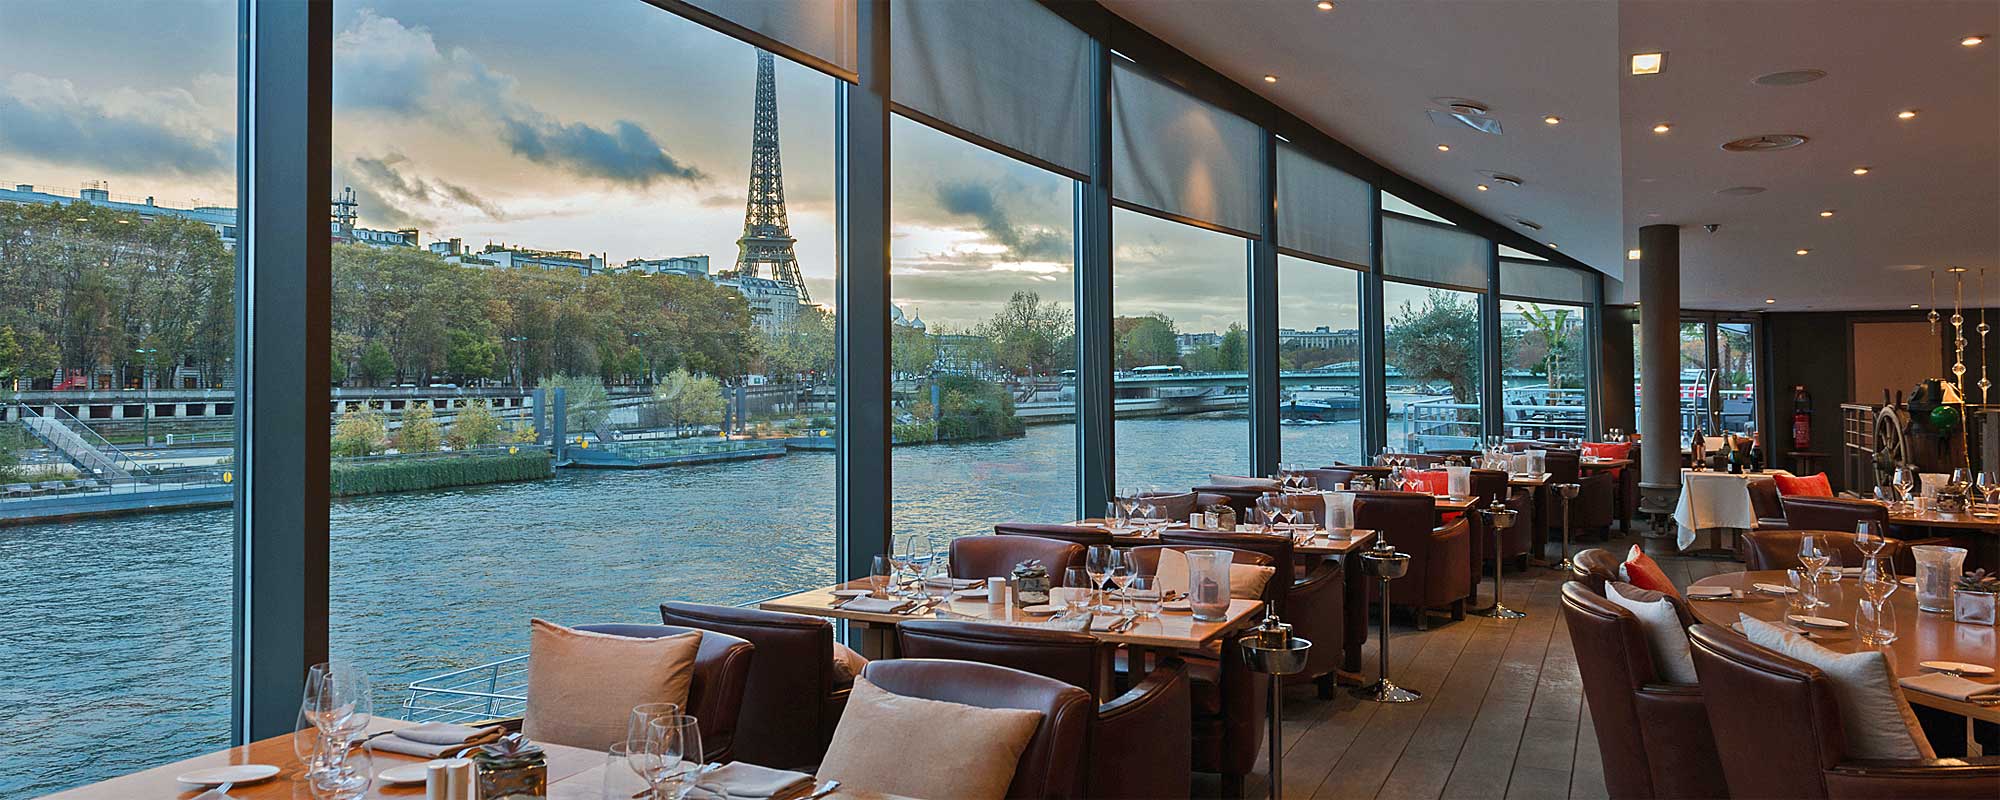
(133, 347), (158, 446)
(506, 336), (528, 389)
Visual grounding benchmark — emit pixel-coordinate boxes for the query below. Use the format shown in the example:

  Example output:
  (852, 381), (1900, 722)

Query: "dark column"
(1598, 305), (1636, 433)
(1360, 192), (1388, 458)
(1249, 133), (1280, 475)
(1637, 224), (1682, 554)
(836, 0), (891, 582)
(1075, 42), (1115, 514)
(1481, 242), (1504, 439)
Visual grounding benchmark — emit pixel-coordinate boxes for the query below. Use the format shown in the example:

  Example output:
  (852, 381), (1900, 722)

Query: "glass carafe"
(1184, 549), (1234, 621)
(1911, 545), (1967, 613)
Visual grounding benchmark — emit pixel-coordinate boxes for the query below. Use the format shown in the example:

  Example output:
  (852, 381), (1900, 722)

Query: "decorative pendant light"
(1983, 268), (1993, 405)
(1950, 267), (1969, 393)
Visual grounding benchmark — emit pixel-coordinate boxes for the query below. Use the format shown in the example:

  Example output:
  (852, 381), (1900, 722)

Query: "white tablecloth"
(1672, 469), (1791, 550)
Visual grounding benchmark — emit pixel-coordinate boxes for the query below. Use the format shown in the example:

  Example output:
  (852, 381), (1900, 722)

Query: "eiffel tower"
(728, 49), (807, 303)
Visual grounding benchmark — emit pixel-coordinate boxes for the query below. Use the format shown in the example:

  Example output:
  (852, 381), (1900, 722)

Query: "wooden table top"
(1579, 458), (1632, 471)
(1509, 473), (1552, 487)
(1687, 570), (2000, 723)
(1068, 519), (1376, 555)
(760, 581), (1263, 650)
(1887, 506), (2000, 532)
(46, 718), (903, 799)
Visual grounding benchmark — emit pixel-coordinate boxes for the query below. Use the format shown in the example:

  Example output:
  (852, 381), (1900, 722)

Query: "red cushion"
(1621, 545), (1679, 599)
(1581, 441), (1633, 460)
(1772, 472), (1833, 498)
(1403, 470), (1450, 496)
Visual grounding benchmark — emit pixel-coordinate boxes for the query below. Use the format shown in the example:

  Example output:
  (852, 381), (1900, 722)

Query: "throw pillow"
(1155, 548), (1280, 600)
(819, 676), (1045, 800)
(523, 619), (701, 750)
(830, 641), (868, 685)
(1773, 472), (1834, 498)
(1581, 441), (1633, 461)
(1738, 615), (1934, 760)
(1403, 470), (1450, 495)
(1620, 545), (1680, 599)
(1603, 582), (1697, 683)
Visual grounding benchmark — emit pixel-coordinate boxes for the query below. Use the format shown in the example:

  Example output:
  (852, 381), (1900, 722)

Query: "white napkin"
(837, 596), (914, 614)
(368, 723), (502, 758)
(684, 762), (814, 800)
(921, 577), (981, 590)
(1899, 672), (2000, 702)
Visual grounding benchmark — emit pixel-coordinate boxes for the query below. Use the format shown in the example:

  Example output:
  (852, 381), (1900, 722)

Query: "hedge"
(330, 452), (553, 497)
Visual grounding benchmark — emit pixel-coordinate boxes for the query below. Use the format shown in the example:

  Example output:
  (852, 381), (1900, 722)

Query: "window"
(1681, 321), (1710, 432)
(1113, 209), (1250, 489)
(328, 1), (838, 724)
(1499, 299), (1589, 439)
(1278, 256), (1363, 466)
(1717, 322), (1755, 433)
(0, 0), (240, 791)
(1384, 281), (1484, 451)
(889, 116), (1076, 537)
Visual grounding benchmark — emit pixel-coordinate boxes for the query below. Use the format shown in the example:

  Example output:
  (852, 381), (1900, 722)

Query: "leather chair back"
(1350, 490), (1472, 614)
(1569, 547), (1624, 595)
(1742, 529), (1881, 570)
(1125, 544), (1277, 599)
(897, 619), (1099, 690)
(953, 534), (1086, 581)
(1187, 484), (1262, 515)
(656, 603), (837, 769)
(1544, 448), (1582, 485)
(1687, 624), (1845, 799)
(1559, 584), (1729, 800)
(993, 522), (1110, 547)
(1158, 529), (1294, 610)
(1330, 463), (1391, 482)
(1746, 476), (1785, 522)
(1780, 496), (1887, 533)
(1136, 491), (1200, 522)
(1297, 468), (1354, 490)
(860, 659), (1093, 800)
(570, 623), (754, 761)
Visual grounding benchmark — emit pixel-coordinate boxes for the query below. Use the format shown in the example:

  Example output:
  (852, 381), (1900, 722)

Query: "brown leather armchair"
(653, 604), (848, 769)
(951, 534), (1086, 581)
(1568, 547), (1625, 595)
(993, 522), (1111, 547)
(859, 659), (1094, 800)
(1780, 495), (1886, 532)
(1559, 583), (1729, 800)
(567, 623), (753, 762)
(1746, 476), (1791, 530)
(1159, 529), (1345, 693)
(1468, 468), (1535, 578)
(1687, 624), (2000, 799)
(1544, 449), (1617, 545)
(1328, 463), (1391, 482)
(1135, 490), (1201, 522)
(1740, 529), (1950, 576)
(1351, 490), (1473, 629)
(1188, 484), (1262, 515)
(895, 621), (1193, 800)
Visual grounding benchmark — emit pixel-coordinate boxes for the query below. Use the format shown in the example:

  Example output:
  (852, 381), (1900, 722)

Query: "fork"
(192, 782), (233, 800)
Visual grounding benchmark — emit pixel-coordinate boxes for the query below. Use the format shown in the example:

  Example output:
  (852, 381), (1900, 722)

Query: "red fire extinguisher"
(1791, 385), (1813, 451)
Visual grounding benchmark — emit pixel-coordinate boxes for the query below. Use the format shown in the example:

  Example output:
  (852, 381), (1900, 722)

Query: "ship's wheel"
(1874, 404), (1906, 473)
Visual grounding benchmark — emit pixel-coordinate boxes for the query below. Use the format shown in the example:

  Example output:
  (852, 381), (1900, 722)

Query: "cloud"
(348, 152), (506, 220)
(0, 73), (232, 176)
(334, 10), (705, 187)
(933, 181), (1067, 261)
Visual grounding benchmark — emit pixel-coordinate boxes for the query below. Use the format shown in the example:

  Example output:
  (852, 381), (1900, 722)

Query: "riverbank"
(330, 451), (553, 496)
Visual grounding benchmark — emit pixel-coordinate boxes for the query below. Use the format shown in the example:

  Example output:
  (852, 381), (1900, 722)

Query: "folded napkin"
(369, 723), (504, 758)
(1900, 672), (2000, 702)
(683, 762), (815, 800)
(921, 577), (982, 590)
(837, 596), (916, 614)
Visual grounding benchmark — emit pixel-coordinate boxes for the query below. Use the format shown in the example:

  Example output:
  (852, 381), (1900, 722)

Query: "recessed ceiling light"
(1631, 52), (1664, 75)
(1765, 298), (1777, 304)
(1852, 166), (1871, 175)
(1963, 35), (1986, 47)
(1475, 184), (1490, 191)
(1543, 116), (1562, 125)
(1795, 248), (1811, 256)
(1547, 242), (1559, 249)
(1948, 266), (1969, 273)
(1652, 123), (1672, 134)
(1897, 109), (1918, 120)
(1753, 69), (1828, 86)
(1911, 303), (1922, 308)
(1436, 144), (1451, 152)
(1316, 1), (1335, 10)
(1819, 210), (1836, 217)
(1627, 249), (1642, 260)
(1263, 74), (1278, 83)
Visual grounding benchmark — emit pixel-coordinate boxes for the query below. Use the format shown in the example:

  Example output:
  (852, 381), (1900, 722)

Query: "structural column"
(1637, 224), (1682, 555)
(835, 0), (892, 582)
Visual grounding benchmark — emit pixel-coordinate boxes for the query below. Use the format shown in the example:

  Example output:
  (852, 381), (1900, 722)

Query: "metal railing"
(401, 655), (529, 725)
(16, 404), (145, 478)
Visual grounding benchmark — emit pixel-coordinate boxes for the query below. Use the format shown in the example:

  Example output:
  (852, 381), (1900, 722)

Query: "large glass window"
(888, 116), (1076, 536)
(1681, 321), (1710, 433)
(0, 0), (240, 791)
(1278, 256), (1363, 466)
(1499, 299), (1589, 440)
(1717, 322), (1756, 433)
(1384, 281), (1484, 451)
(328, 1), (838, 723)
(1112, 209), (1250, 490)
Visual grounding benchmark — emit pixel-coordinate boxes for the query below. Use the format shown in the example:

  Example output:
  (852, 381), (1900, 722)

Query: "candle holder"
(1474, 503), (1526, 619)
(1352, 539), (1420, 703)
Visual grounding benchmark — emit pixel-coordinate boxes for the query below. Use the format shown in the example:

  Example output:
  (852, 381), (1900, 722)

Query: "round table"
(1688, 570), (2000, 722)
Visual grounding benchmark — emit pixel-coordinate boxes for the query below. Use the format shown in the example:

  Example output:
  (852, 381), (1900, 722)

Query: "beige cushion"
(1738, 615), (1935, 760)
(1155, 549), (1280, 600)
(818, 676), (1043, 800)
(1208, 474), (1280, 489)
(1604, 582), (1697, 684)
(830, 641), (868, 686)
(522, 619), (701, 750)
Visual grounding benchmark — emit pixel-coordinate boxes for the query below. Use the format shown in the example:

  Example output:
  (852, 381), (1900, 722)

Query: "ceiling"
(1101, 0), (2000, 312)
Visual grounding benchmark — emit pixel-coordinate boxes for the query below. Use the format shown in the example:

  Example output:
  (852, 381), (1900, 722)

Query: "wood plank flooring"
(1210, 532), (1737, 800)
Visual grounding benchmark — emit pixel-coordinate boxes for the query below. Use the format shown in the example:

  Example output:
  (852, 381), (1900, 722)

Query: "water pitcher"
(1911, 545), (1967, 613)
(1185, 549), (1234, 621)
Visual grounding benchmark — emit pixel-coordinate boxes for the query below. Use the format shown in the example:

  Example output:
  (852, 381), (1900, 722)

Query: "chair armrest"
(1826, 757), (2000, 800)
(1093, 658), (1191, 800)
(1635, 682), (1703, 697)
(1831, 756), (2000, 775)
(1291, 558), (1343, 594)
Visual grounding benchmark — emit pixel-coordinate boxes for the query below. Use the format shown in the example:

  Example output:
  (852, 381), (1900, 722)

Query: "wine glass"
(1857, 556), (1901, 646)
(613, 739), (665, 800)
(1254, 494), (1279, 533)
(1107, 549), (1135, 618)
(310, 741), (372, 800)
(651, 715), (705, 800)
(1979, 472), (2000, 515)
(302, 662), (371, 755)
(1853, 521), (1889, 558)
(1135, 499), (1160, 534)
(294, 705), (329, 783)
(1797, 534), (1832, 609)
(629, 702), (682, 747)
(1105, 500), (1129, 535)
(1063, 567), (1093, 618)
(1086, 545), (1113, 611)
(602, 742), (656, 800)
(1891, 466), (1916, 512)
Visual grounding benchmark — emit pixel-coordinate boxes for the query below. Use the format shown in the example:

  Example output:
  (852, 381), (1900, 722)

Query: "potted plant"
(1954, 569), (1999, 626)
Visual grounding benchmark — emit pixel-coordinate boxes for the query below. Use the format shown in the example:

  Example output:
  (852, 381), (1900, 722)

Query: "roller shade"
(1500, 258), (1595, 303)
(891, 0), (1091, 177)
(1382, 214), (1487, 291)
(1276, 143), (1371, 267)
(1112, 62), (1261, 235)
(678, 0), (856, 76)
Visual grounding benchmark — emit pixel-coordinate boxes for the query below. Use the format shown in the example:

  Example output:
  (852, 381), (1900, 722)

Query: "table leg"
(1341, 553), (1367, 676)
(855, 623), (896, 661)
(1098, 643), (1118, 702)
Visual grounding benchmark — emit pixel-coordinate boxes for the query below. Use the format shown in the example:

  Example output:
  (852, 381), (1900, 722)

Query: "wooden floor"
(1222, 532), (1740, 800)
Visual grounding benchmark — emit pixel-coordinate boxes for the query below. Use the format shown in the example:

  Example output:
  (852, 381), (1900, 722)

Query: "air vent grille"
(1721, 134), (1809, 152)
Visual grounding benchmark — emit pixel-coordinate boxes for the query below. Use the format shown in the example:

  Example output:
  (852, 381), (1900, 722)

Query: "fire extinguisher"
(1791, 385), (1813, 451)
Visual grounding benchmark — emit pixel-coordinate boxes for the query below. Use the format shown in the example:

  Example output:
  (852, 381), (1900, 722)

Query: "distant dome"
(890, 305), (908, 324)
(907, 311), (926, 332)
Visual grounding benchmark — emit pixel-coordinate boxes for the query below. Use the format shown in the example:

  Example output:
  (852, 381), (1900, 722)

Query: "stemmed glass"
(1135, 498), (1161, 534)
(1086, 545), (1114, 612)
(1797, 534), (1832, 610)
(1255, 494), (1280, 533)
(870, 555), (894, 598)
(1388, 463), (1409, 492)
(309, 742), (372, 800)
(1107, 549), (1135, 619)
(301, 661), (371, 793)
(1978, 472), (2000, 516)
(1857, 556), (1901, 646)
(1853, 521), (1890, 559)
(1891, 466), (1917, 512)
(650, 714), (707, 800)
(613, 739), (666, 800)
(1063, 567), (1094, 619)
(1105, 500), (1130, 535)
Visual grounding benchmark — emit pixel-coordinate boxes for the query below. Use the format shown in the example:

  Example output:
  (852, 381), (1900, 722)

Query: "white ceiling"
(1101, 0), (2000, 312)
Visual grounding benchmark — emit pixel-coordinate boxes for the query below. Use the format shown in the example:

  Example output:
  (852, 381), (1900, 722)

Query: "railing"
(14, 405), (143, 478)
(401, 655), (529, 725)
(0, 464), (233, 502)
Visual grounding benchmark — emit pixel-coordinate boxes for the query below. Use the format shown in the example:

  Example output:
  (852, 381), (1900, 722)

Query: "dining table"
(1686, 570), (2000, 724)
(42, 717), (905, 800)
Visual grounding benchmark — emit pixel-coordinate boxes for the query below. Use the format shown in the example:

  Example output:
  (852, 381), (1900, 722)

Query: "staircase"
(18, 407), (133, 481)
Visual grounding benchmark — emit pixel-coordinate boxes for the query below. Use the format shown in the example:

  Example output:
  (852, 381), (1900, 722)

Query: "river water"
(1, 417), (1360, 794)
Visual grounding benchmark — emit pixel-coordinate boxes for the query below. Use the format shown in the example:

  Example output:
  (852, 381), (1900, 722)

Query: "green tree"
(891, 324), (937, 376)
(447, 400), (503, 449)
(0, 423), (27, 483)
(974, 291), (1074, 376)
(396, 403), (442, 452)
(653, 369), (726, 436)
(329, 345), (348, 385)
(1113, 313), (1179, 370)
(330, 408), (387, 457)
(358, 342), (395, 386)
(1385, 290), (1481, 403)
(1516, 304), (1581, 389)
(539, 373), (609, 432)
(445, 330), (502, 384)
(0, 326), (20, 387)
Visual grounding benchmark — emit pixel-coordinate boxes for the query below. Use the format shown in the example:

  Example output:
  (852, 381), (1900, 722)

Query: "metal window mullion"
(1587, 272), (1605, 438)
(1361, 190), (1387, 459)
(1076, 41), (1116, 512)
(836, 0), (891, 582)
(1482, 240), (1503, 439)
(1249, 131), (1280, 475)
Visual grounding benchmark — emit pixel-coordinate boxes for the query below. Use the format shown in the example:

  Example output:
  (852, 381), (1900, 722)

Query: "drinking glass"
(602, 743), (656, 800)
(651, 715), (705, 800)
(1891, 466), (1916, 511)
(293, 705), (329, 783)
(629, 702), (682, 747)
(1107, 550), (1135, 618)
(1063, 567), (1093, 617)
(1128, 574), (1163, 619)
(1135, 499), (1160, 532)
(1980, 472), (2000, 514)
(310, 742), (372, 800)
(1086, 545), (1113, 611)
(1785, 568), (1812, 614)
(1255, 495), (1279, 533)
(1106, 500), (1130, 534)
(1855, 598), (1899, 646)
(613, 739), (666, 800)
(1853, 521), (1889, 558)
(1797, 534), (1832, 609)
(1859, 556), (1898, 603)
(870, 555), (893, 598)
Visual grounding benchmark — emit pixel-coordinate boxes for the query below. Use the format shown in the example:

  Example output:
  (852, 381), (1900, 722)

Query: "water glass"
(651, 715), (704, 800)
(1856, 598), (1900, 646)
(1128, 575), (1163, 618)
(1062, 567), (1093, 615)
(869, 555), (893, 598)
(1106, 500), (1129, 534)
(1785, 568), (1812, 614)
(629, 702), (682, 746)
(310, 741), (372, 800)
(602, 743), (656, 800)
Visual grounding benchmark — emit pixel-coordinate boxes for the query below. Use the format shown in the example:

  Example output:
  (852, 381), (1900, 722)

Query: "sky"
(0, 0), (1359, 336)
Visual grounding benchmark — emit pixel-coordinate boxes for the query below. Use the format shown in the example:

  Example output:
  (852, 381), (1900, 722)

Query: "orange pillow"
(1621, 545), (1679, 599)
(1773, 472), (1833, 498)
(1402, 470), (1450, 495)
(1581, 441), (1632, 461)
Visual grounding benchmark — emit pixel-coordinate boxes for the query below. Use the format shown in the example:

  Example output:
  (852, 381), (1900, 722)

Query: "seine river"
(1, 417), (1360, 794)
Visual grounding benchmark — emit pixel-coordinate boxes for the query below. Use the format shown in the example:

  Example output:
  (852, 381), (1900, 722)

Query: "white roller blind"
(1112, 62), (1261, 235)
(1501, 258), (1595, 304)
(1382, 214), (1488, 291)
(891, 0), (1091, 176)
(1276, 143), (1371, 267)
(680, 0), (856, 76)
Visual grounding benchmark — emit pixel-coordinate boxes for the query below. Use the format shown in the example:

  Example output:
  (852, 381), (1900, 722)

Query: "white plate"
(829, 588), (872, 598)
(378, 762), (435, 785)
(1900, 576), (1918, 587)
(1686, 586), (1732, 598)
(1752, 583), (1797, 595)
(1786, 614), (1849, 629)
(1921, 661), (1997, 676)
(177, 764), (280, 787)
(952, 587), (993, 599)
(1019, 604), (1062, 615)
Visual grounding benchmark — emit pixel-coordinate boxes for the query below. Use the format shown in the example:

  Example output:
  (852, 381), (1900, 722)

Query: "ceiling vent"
(1511, 217), (1542, 231)
(1479, 171), (1524, 188)
(1721, 134), (1809, 152)
(1753, 69), (1827, 86)
(1715, 185), (1767, 196)
(1427, 97), (1503, 135)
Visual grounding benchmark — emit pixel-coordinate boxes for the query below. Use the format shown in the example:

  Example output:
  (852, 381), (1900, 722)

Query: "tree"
(1384, 290), (1481, 403)
(0, 424), (27, 483)
(0, 326), (20, 386)
(653, 369), (726, 436)
(395, 403), (442, 452)
(1516, 304), (1581, 389)
(330, 408), (387, 457)
(891, 324), (937, 376)
(974, 291), (1074, 376)
(447, 400), (503, 449)
(1113, 313), (1178, 370)
(539, 373), (609, 432)
(329, 345), (349, 386)
(358, 342), (395, 386)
